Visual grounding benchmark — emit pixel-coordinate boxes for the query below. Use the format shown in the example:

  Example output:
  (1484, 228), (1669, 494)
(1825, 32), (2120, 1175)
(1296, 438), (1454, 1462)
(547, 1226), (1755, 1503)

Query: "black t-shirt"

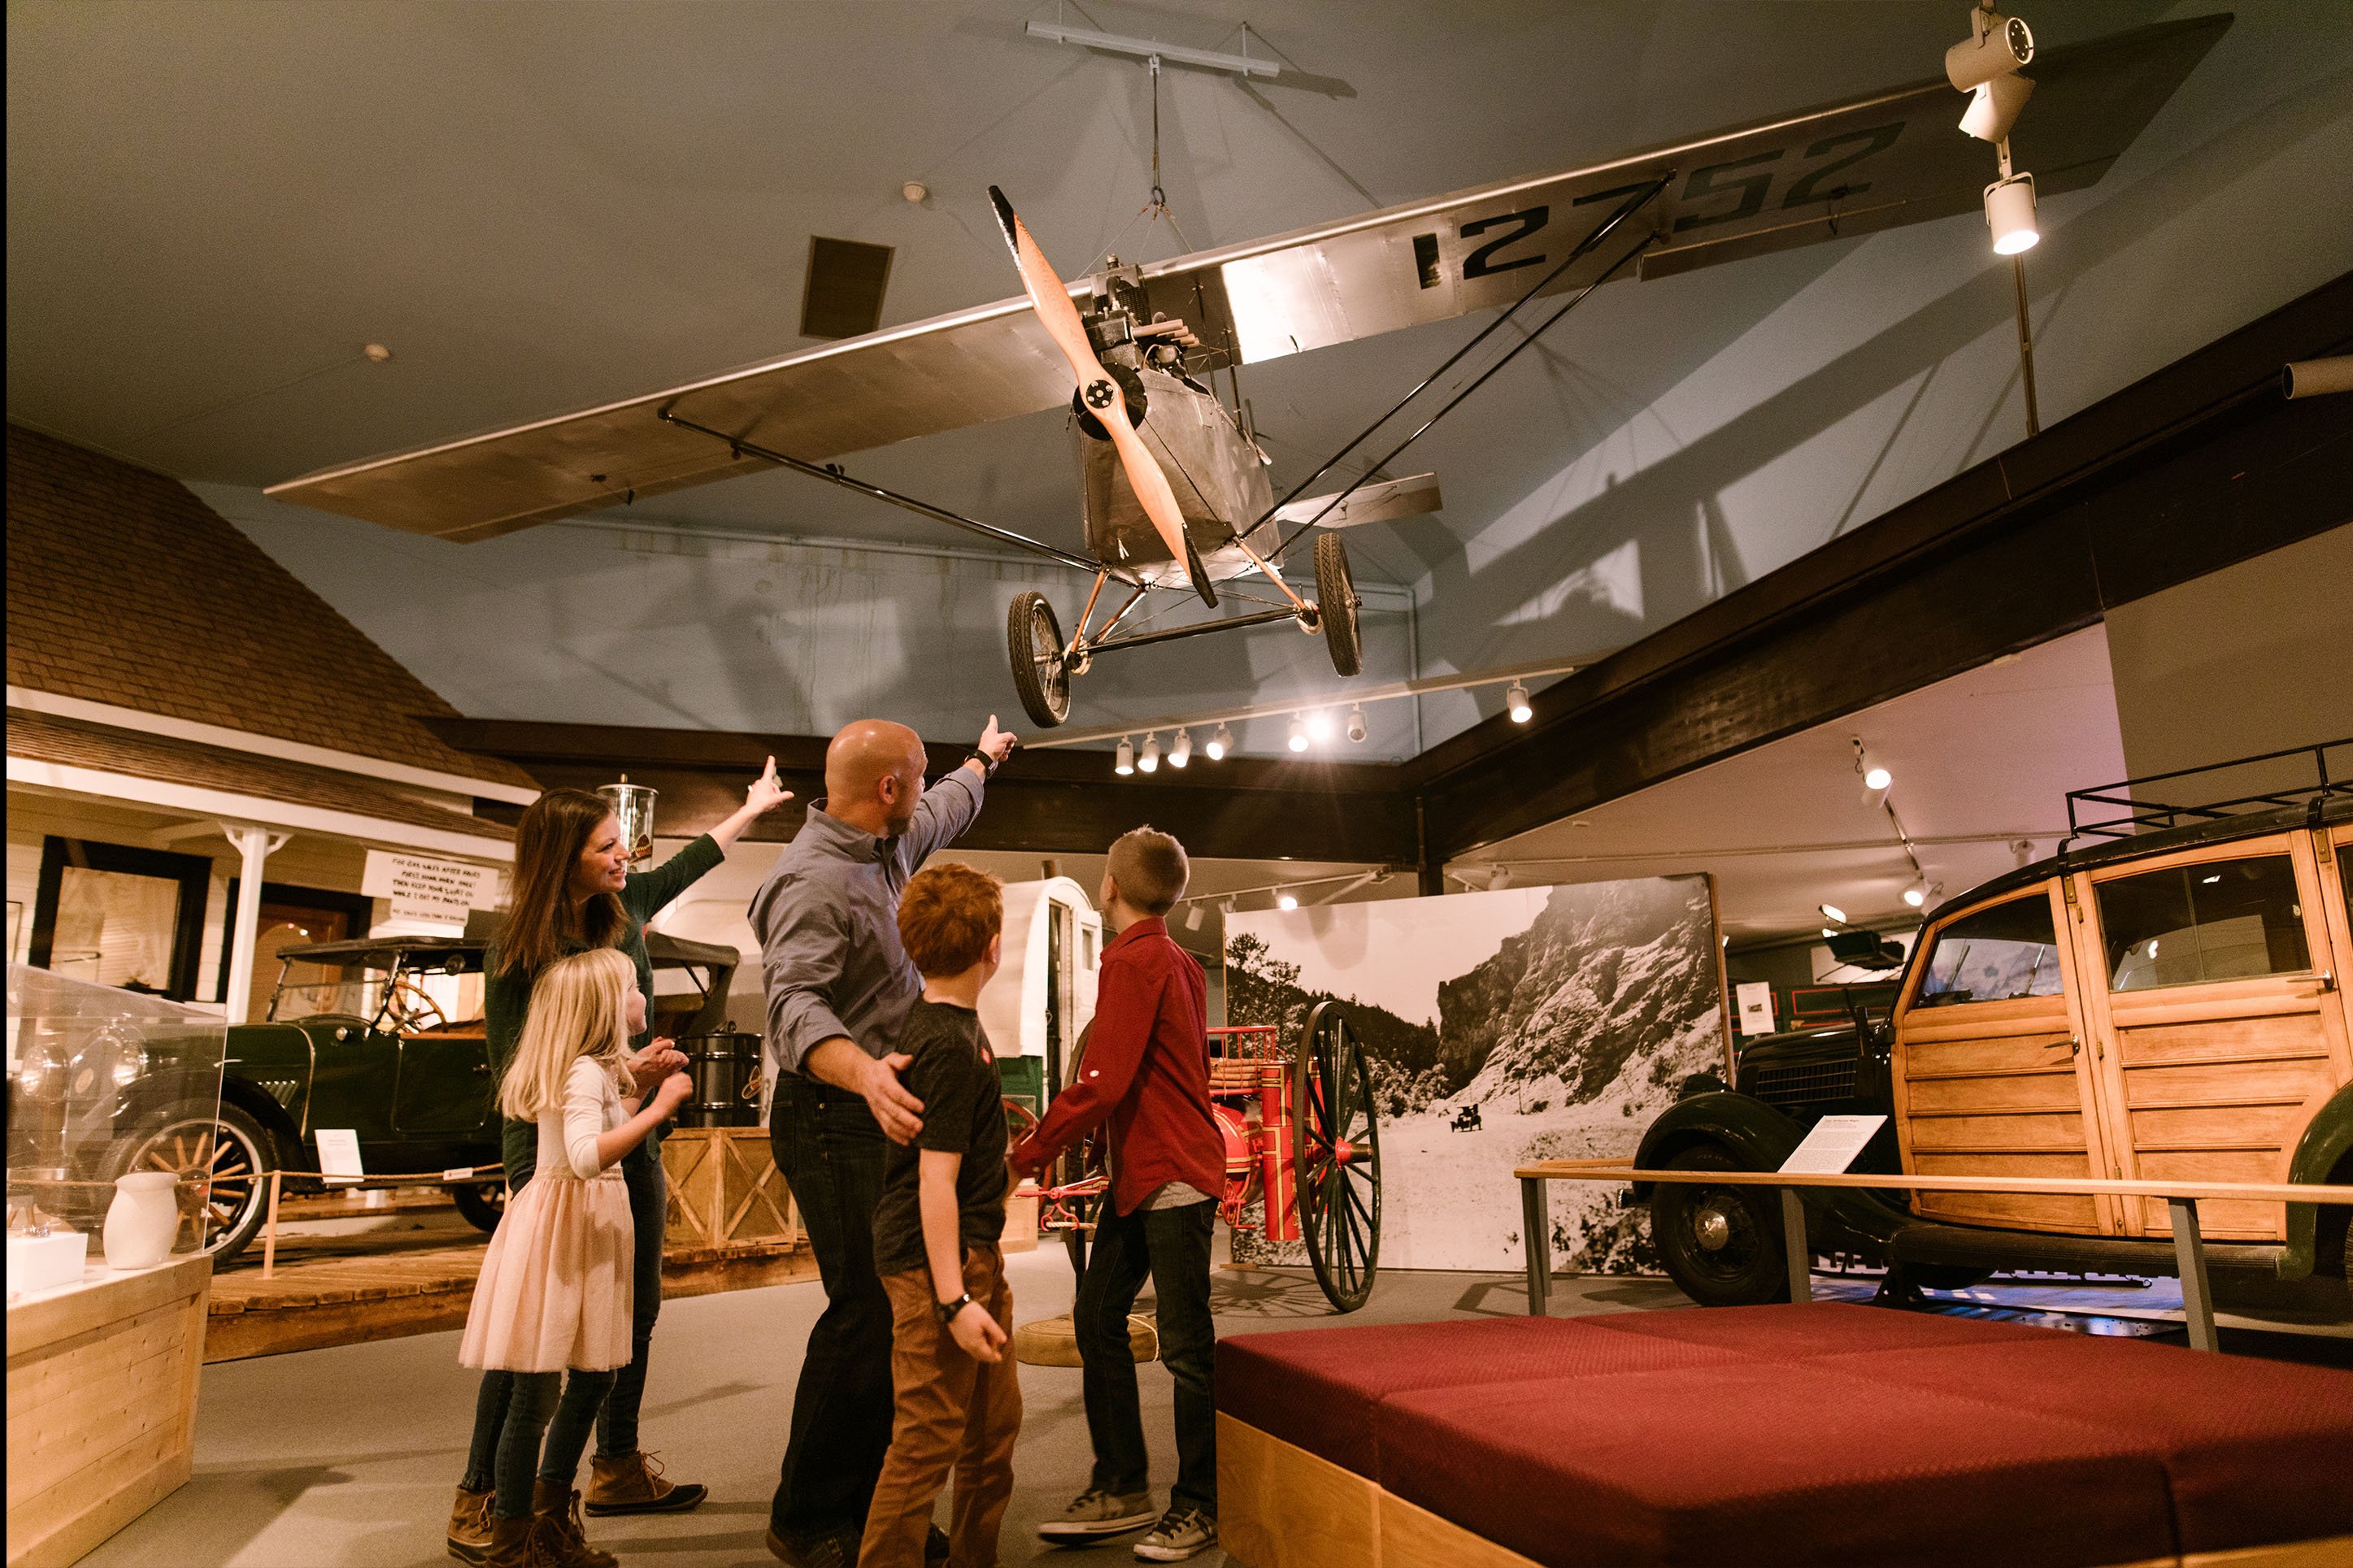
(872, 999), (1011, 1279)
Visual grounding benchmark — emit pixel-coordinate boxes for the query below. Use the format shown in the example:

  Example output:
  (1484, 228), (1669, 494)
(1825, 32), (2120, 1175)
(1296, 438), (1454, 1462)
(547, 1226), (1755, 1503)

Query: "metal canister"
(675, 1027), (761, 1127)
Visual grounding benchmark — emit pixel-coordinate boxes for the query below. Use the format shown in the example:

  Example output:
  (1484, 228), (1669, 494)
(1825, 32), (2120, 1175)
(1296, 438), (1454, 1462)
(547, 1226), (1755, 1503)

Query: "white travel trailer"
(976, 877), (1103, 1115)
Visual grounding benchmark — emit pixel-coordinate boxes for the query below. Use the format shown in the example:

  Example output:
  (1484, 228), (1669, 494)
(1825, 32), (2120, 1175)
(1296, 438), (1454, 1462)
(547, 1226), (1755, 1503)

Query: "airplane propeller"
(988, 185), (1216, 609)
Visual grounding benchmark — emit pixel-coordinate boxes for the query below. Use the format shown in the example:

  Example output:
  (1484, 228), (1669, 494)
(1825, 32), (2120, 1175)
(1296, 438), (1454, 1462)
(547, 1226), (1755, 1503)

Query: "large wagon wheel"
(1293, 1001), (1381, 1312)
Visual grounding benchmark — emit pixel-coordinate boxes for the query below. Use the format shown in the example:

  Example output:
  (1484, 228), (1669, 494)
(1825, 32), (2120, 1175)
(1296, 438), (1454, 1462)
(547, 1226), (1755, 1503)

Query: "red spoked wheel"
(1292, 1001), (1382, 1312)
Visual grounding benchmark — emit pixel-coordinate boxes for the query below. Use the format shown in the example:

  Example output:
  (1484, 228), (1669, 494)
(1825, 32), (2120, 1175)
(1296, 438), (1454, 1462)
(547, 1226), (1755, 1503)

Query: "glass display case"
(7, 963), (228, 1299)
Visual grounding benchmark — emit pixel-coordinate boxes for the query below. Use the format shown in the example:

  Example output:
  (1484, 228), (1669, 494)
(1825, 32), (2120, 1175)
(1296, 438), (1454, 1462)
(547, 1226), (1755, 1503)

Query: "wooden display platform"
(7, 1253), (211, 1568)
(207, 1199), (817, 1363)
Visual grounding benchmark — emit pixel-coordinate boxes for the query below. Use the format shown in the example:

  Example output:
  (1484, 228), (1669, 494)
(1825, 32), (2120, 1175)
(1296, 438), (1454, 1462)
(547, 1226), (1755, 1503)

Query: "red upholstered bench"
(1215, 1304), (2353, 1568)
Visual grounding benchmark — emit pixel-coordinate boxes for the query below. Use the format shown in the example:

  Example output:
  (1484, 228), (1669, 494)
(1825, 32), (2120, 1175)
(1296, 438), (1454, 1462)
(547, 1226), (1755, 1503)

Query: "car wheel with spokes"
(1007, 590), (1072, 729)
(108, 1103), (275, 1263)
(450, 1180), (507, 1234)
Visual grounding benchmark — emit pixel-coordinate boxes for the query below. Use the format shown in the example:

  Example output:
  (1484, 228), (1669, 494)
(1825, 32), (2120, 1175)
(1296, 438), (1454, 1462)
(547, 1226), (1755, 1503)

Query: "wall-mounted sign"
(362, 851), (499, 925)
(1735, 981), (1777, 1037)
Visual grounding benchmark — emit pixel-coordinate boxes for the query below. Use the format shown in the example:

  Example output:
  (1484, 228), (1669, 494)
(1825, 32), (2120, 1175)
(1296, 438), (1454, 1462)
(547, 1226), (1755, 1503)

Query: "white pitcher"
(103, 1171), (180, 1270)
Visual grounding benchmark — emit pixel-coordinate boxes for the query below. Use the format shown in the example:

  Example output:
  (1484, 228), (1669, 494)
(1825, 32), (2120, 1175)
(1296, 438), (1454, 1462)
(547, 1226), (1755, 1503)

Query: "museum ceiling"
(7, 1), (2349, 763)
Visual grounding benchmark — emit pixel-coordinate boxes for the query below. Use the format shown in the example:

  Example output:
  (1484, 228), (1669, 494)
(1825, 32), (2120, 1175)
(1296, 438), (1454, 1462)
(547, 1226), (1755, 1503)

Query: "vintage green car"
(94, 928), (738, 1262)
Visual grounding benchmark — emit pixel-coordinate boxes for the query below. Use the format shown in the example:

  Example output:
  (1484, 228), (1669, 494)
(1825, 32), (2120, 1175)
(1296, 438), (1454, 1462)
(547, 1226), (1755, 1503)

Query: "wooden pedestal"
(6, 1253), (210, 1568)
(661, 1127), (795, 1251)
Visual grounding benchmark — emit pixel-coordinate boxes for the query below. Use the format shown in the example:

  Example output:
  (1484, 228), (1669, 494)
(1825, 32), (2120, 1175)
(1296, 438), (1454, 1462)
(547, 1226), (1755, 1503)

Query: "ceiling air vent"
(800, 236), (895, 340)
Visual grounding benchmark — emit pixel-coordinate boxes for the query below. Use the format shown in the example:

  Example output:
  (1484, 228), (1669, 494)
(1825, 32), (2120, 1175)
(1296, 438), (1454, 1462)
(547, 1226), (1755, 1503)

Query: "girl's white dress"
(459, 1055), (634, 1372)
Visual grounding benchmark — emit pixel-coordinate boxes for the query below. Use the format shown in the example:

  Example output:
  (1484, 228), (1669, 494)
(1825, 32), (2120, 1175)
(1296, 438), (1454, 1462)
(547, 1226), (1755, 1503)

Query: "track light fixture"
(1819, 902), (1849, 925)
(1506, 682), (1533, 723)
(1903, 881), (1930, 909)
(1864, 764), (1893, 792)
(1138, 732), (1161, 773)
(1346, 705), (1368, 744)
(1170, 728), (1193, 768)
(1488, 864), (1513, 891)
(1277, 893), (1299, 910)
(1286, 715), (1309, 753)
(1184, 902), (1204, 929)
(1984, 172), (2038, 254)
(1307, 709), (1333, 742)
(1115, 736), (1135, 775)
(1207, 723), (1233, 761)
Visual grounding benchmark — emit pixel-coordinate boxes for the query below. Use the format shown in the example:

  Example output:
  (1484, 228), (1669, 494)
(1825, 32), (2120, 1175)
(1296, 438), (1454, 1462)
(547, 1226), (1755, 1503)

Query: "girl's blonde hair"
(500, 946), (635, 1119)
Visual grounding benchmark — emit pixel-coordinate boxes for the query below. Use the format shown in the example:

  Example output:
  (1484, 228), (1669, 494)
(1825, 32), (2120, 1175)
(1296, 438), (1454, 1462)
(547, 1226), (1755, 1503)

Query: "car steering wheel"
(383, 975), (449, 1033)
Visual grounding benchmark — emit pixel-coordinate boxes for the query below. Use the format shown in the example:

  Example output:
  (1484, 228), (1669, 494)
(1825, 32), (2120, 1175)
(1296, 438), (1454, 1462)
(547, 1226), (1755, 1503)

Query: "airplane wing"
(267, 14), (2226, 541)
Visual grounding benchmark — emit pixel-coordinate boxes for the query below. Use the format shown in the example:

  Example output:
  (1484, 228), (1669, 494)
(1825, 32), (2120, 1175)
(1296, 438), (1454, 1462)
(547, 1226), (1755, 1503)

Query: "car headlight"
(109, 1049), (150, 1091)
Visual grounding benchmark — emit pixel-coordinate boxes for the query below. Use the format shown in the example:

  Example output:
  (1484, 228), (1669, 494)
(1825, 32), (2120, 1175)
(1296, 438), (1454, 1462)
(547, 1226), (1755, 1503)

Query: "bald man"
(755, 715), (1015, 1567)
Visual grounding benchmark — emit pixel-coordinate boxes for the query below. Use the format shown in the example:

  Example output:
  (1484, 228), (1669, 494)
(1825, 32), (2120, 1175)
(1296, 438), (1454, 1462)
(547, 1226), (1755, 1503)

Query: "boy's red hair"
(898, 862), (1004, 976)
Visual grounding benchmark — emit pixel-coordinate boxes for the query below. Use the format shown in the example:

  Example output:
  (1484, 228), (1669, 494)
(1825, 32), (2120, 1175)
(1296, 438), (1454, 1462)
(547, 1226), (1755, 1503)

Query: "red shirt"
(1009, 917), (1222, 1216)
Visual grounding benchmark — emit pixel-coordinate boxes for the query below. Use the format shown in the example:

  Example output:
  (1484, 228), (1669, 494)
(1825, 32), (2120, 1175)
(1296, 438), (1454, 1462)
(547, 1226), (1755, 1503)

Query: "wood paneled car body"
(97, 929), (737, 1262)
(1638, 765), (2352, 1314)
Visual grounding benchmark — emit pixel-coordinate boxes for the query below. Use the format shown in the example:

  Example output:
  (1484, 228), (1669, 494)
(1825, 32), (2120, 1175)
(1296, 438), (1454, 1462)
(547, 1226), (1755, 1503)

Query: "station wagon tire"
(1314, 533), (1361, 678)
(1008, 590), (1072, 729)
(1651, 1145), (1789, 1308)
(107, 1102), (276, 1264)
(450, 1180), (507, 1235)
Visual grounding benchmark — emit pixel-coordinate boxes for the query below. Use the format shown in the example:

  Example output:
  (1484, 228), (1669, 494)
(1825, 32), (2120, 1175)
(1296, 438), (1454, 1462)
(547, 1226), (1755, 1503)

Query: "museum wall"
(2103, 522), (2353, 787)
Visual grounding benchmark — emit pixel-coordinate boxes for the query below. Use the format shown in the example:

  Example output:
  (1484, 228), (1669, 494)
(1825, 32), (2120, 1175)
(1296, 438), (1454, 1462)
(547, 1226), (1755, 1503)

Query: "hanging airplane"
(266, 14), (2227, 729)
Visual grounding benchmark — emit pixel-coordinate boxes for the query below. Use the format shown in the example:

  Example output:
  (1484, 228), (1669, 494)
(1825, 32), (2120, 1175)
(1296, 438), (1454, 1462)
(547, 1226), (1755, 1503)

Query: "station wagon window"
(1913, 894), (2065, 1007)
(2097, 854), (2310, 992)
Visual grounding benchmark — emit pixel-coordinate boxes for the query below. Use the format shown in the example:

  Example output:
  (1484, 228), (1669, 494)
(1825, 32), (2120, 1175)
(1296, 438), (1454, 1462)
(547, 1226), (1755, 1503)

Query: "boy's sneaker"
(1133, 1507), (1217, 1561)
(1037, 1487), (1157, 1540)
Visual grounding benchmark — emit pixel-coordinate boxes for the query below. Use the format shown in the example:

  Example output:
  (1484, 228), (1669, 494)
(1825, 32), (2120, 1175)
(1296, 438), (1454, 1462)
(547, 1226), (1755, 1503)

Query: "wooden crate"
(662, 1127), (795, 1251)
(7, 1253), (210, 1568)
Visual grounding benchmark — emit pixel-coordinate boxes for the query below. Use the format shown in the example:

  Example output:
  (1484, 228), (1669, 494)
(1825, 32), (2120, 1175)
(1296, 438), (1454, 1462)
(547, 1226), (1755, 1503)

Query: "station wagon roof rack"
(2062, 737), (2353, 849)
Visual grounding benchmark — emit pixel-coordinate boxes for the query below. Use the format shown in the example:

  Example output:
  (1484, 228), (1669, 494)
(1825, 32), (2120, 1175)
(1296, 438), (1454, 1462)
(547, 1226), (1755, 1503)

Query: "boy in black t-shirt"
(858, 863), (1020, 1568)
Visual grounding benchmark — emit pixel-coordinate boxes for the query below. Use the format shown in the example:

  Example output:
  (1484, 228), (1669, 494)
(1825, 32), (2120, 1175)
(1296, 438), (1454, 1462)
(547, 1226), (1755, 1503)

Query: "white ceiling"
(1461, 624), (2129, 941)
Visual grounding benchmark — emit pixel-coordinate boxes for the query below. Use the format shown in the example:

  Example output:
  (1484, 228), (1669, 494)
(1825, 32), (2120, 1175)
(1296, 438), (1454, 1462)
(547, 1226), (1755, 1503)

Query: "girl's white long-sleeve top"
(533, 1055), (627, 1181)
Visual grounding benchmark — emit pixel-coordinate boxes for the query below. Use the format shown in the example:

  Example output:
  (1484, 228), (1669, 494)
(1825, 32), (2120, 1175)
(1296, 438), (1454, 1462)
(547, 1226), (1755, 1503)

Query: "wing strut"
(656, 409), (1137, 584)
(1242, 176), (1669, 558)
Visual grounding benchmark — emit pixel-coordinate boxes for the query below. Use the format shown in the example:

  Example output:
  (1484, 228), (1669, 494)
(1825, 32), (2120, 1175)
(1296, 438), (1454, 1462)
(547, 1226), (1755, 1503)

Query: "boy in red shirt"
(1008, 827), (1223, 1562)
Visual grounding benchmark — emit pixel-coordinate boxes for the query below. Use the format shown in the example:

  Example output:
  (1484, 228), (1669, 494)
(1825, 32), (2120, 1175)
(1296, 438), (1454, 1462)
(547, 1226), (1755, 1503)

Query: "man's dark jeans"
(768, 1079), (895, 1544)
(1072, 1200), (1217, 1517)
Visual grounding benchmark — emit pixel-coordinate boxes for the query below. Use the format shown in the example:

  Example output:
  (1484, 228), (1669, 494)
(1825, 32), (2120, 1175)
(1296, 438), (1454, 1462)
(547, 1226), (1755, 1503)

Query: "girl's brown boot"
(531, 1479), (618, 1568)
(482, 1514), (536, 1568)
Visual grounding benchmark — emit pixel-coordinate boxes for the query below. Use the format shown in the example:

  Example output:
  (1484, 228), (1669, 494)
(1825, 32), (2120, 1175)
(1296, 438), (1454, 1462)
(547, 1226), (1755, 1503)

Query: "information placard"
(362, 850), (498, 924)
(1777, 1114), (1888, 1175)
(315, 1127), (365, 1187)
(1734, 981), (1777, 1037)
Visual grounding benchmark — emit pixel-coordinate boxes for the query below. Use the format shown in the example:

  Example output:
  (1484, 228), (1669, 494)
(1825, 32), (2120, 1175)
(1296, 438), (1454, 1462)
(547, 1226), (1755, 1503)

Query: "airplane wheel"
(1007, 591), (1072, 729)
(1315, 533), (1361, 678)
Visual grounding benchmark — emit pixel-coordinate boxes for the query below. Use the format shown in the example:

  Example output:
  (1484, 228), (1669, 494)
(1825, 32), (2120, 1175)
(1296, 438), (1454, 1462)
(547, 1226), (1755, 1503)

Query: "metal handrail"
(1514, 1162), (2353, 1351)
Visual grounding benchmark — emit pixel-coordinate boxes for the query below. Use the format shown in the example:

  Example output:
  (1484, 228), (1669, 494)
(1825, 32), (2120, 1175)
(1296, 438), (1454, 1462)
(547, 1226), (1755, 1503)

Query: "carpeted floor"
(84, 1250), (1685, 1568)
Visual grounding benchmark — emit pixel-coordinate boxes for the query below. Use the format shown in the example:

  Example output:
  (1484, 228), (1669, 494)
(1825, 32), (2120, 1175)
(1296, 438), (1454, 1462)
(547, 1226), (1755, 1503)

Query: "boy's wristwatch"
(935, 1292), (974, 1325)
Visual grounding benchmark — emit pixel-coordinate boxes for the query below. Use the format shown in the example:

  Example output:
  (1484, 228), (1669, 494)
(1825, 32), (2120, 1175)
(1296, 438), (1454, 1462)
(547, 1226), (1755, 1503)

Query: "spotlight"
(1864, 765), (1893, 792)
(1170, 728), (1193, 768)
(1115, 736), (1135, 775)
(1819, 903), (1848, 925)
(1487, 864), (1513, 891)
(1277, 893), (1299, 911)
(1823, 927), (1841, 940)
(1346, 705), (1368, 744)
(1207, 723), (1233, 761)
(1903, 882), (1929, 909)
(1946, 10), (2033, 97)
(1506, 682), (1533, 723)
(1984, 172), (2038, 254)
(1307, 709), (1333, 742)
(1959, 72), (2033, 144)
(1138, 732), (1161, 773)
(1184, 903), (1204, 930)
(1287, 715), (1309, 753)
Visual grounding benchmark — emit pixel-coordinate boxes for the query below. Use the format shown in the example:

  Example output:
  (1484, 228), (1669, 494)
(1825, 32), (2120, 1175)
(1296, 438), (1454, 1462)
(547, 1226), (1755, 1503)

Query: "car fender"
(2277, 1080), (2353, 1280)
(1631, 1092), (1909, 1248)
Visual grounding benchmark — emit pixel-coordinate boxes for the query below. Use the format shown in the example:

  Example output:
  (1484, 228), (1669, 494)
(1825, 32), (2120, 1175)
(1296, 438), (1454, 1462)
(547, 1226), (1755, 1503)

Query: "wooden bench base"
(1216, 1414), (2353, 1568)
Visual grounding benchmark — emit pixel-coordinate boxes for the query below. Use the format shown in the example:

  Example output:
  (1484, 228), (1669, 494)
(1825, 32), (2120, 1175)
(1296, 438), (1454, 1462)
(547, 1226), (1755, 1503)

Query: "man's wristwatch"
(935, 1292), (975, 1325)
(965, 748), (1001, 778)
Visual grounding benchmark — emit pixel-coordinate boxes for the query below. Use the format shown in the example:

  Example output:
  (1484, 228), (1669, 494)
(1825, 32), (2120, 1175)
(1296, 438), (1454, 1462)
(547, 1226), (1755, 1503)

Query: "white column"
(220, 825), (289, 1025)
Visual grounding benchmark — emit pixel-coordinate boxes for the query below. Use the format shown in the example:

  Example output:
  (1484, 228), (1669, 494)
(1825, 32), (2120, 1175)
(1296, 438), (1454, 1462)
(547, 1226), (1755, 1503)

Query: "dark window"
(1914, 893), (2064, 1008)
(2097, 854), (2310, 992)
(28, 838), (212, 1001)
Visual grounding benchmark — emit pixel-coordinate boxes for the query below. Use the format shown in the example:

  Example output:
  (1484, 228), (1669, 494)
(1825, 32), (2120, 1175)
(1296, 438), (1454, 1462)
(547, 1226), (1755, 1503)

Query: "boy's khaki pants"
(859, 1244), (1020, 1568)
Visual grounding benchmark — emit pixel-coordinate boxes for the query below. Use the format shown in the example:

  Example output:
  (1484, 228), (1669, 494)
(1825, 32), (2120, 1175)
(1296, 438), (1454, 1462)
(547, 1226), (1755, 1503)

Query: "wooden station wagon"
(1640, 747), (2353, 1315)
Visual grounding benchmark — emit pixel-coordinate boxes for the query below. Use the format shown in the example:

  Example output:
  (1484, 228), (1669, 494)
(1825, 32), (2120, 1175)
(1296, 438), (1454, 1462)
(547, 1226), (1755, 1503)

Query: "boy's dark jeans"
(768, 1079), (897, 1544)
(1072, 1200), (1217, 1516)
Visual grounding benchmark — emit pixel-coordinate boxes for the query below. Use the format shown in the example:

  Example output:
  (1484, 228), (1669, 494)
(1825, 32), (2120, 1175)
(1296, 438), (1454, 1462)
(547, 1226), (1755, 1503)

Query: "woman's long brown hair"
(497, 788), (628, 979)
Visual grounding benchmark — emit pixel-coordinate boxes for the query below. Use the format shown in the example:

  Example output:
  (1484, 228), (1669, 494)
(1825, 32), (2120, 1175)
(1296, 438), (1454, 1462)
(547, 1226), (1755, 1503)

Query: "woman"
(449, 761), (791, 1566)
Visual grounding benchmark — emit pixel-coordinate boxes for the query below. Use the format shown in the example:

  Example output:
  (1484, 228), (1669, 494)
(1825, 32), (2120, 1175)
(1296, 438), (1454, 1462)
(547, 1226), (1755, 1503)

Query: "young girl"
(460, 947), (693, 1568)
